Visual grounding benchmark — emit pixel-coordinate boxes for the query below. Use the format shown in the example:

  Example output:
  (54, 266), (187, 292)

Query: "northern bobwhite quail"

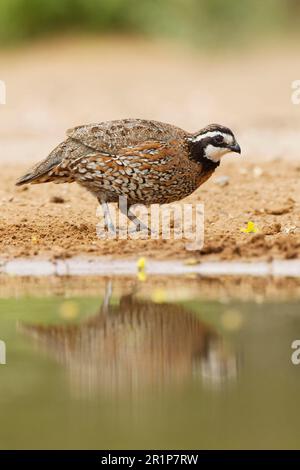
(16, 119), (241, 231)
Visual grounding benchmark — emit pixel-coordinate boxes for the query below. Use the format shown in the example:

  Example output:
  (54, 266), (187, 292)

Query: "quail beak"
(229, 142), (241, 154)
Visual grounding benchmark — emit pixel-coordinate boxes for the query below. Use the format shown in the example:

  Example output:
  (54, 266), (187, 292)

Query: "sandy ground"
(0, 37), (299, 262)
(1, 159), (299, 261)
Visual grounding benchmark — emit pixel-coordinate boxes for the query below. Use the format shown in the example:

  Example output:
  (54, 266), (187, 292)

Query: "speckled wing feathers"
(73, 138), (192, 204)
(66, 119), (187, 154)
(61, 119), (200, 204)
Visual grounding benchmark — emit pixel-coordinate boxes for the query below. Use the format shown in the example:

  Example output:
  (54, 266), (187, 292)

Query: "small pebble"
(253, 166), (263, 177)
(50, 196), (65, 204)
(265, 204), (292, 215)
(282, 225), (298, 234)
(262, 223), (281, 235)
(214, 175), (230, 187)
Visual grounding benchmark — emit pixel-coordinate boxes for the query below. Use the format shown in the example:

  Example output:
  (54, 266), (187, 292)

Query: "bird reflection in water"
(20, 282), (237, 397)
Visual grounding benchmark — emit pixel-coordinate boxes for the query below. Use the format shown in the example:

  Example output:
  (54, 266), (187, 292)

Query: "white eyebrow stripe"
(190, 131), (234, 144)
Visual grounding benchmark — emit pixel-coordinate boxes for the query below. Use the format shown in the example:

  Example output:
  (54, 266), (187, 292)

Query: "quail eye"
(214, 135), (224, 144)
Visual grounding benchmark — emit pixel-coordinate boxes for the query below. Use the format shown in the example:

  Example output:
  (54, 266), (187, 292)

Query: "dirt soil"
(1, 159), (299, 261)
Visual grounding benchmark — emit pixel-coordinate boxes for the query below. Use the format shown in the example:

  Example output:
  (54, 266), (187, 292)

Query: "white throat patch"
(204, 145), (230, 162)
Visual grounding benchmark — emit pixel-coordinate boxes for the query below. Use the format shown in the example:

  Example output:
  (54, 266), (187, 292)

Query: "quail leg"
(97, 197), (117, 234)
(118, 199), (151, 234)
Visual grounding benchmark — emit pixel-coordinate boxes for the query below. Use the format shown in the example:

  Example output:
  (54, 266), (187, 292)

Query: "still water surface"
(0, 279), (299, 449)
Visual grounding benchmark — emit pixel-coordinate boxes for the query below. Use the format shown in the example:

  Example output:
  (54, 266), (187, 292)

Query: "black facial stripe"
(192, 136), (230, 148)
(187, 138), (220, 170)
(212, 141), (227, 148)
(199, 136), (212, 148)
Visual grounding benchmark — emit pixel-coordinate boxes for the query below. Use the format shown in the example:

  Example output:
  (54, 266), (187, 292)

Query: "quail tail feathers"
(16, 141), (71, 186)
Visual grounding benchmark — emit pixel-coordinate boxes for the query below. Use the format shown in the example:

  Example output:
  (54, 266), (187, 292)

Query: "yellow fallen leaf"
(240, 221), (258, 233)
(137, 257), (147, 282)
(137, 271), (147, 282)
(137, 257), (146, 270)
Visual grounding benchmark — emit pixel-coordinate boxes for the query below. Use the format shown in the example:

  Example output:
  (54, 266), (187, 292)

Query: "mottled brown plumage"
(16, 119), (240, 229)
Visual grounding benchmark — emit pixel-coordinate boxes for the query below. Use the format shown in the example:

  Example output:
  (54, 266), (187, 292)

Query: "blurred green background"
(0, 0), (299, 47)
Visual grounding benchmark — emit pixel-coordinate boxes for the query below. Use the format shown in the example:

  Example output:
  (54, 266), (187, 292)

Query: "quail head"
(16, 119), (241, 232)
